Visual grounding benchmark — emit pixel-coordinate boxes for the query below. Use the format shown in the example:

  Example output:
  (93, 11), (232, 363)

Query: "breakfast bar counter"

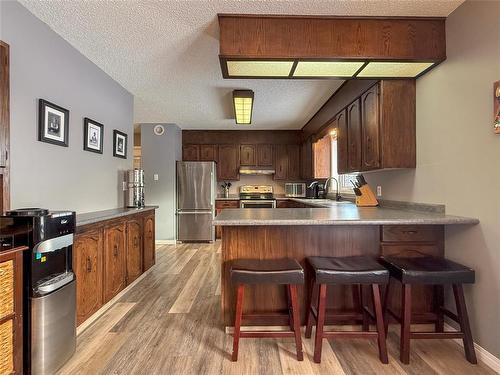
(214, 204), (479, 327)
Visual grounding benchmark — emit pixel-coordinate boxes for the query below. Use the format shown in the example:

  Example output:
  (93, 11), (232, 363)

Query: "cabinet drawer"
(215, 200), (239, 209)
(381, 244), (441, 258)
(0, 319), (13, 375)
(0, 260), (14, 319)
(381, 225), (442, 243)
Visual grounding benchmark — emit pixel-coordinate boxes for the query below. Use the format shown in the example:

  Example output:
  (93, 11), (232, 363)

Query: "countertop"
(76, 206), (158, 227)
(212, 202), (479, 226)
(215, 194), (240, 201)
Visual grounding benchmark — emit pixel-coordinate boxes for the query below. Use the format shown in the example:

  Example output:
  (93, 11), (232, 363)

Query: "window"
(330, 135), (357, 194)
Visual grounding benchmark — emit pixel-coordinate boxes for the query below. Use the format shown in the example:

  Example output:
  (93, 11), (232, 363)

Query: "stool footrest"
(309, 306), (364, 322)
(239, 331), (295, 338)
(322, 331), (379, 339)
(410, 331), (464, 339)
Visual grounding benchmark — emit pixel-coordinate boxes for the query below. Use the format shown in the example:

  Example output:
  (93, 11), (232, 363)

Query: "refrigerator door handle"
(177, 211), (213, 215)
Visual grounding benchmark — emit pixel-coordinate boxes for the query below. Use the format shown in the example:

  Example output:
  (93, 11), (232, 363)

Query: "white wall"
(365, 0), (500, 358)
(1, 1), (133, 213)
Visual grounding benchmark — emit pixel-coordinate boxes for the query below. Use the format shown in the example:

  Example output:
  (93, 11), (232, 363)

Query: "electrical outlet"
(153, 174), (159, 181)
(122, 181), (127, 191)
(376, 186), (382, 197)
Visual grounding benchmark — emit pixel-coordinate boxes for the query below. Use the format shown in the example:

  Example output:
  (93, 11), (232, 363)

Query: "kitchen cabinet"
(143, 214), (155, 271)
(300, 138), (313, 180)
(336, 110), (348, 174)
(257, 144), (273, 166)
(0, 246), (25, 375)
(73, 230), (103, 325)
(240, 145), (256, 166)
(103, 222), (126, 303)
(313, 136), (331, 179)
(361, 84), (381, 170)
(215, 200), (239, 239)
(287, 144), (301, 180)
(199, 145), (217, 161)
(347, 99), (362, 172)
(126, 219), (143, 285)
(0, 41), (10, 213)
(276, 200), (307, 208)
(217, 145), (240, 181)
(273, 144), (288, 180)
(182, 144), (200, 161)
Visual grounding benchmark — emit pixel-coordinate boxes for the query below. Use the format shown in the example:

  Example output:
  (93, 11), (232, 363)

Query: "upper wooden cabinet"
(240, 145), (256, 166)
(287, 144), (301, 180)
(312, 136), (331, 179)
(126, 219), (143, 285)
(257, 144), (273, 166)
(273, 145), (288, 180)
(199, 145), (217, 161)
(336, 110), (348, 174)
(103, 223), (126, 303)
(361, 84), (381, 170)
(346, 99), (362, 173)
(217, 145), (240, 181)
(300, 139), (313, 180)
(182, 144), (200, 161)
(274, 144), (302, 181)
(73, 230), (103, 325)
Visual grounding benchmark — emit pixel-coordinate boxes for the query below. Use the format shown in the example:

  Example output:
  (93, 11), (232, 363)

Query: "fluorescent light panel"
(356, 62), (434, 78)
(233, 90), (254, 124)
(293, 61), (364, 77)
(227, 61), (293, 77)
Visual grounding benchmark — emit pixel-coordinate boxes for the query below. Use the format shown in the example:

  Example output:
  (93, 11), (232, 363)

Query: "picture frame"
(38, 99), (69, 147)
(113, 130), (127, 159)
(83, 118), (104, 154)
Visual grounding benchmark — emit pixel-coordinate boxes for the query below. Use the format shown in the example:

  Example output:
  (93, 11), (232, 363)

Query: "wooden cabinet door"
(217, 145), (240, 180)
(336, 110), (349, 174)
(313, 135), (331, 179)
(126, 219), (143, 285)
(273, 144), (288, 180)
(199, 145), (217, 161)
(103, 223), (126, 303)
(257, 144), (273, 166)
(347, 99), (362, 172)
(300, 139), (313, 180)
(287, 144), (301, 180)
(240, 144), (256, 166)
(361, 84), (381, 170)
(143, 214), (155, 271)
(73, 230), (103, 325)
(182, 144), (200, 161)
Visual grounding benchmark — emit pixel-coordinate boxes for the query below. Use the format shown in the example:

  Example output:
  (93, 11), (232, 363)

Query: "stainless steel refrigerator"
(176, 161), (216, 242)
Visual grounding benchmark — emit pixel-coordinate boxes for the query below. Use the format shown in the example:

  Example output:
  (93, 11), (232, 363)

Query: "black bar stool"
(230, 258), (304, 362)
(304, 256), (389, 364)
(380, 256), (477, 365)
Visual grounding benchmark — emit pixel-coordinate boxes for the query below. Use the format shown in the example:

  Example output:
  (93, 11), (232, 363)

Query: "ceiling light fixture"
(293, 61), (365, 78)
(227, 61), (294, 77)
(233, 90), (254, 125)
(353, 61), (435, 78)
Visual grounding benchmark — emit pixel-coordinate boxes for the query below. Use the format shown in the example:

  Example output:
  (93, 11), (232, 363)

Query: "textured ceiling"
(19, 0), (464, 130)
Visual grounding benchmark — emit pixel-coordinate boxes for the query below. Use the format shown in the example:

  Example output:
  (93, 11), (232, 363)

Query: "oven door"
(240, 200), (276, 208)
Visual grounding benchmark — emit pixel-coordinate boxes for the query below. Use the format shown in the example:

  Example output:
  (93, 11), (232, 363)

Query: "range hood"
(239, 166), (275, 175)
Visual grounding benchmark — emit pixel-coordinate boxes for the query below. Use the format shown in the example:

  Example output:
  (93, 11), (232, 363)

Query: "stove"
(239, 185), (276, 208)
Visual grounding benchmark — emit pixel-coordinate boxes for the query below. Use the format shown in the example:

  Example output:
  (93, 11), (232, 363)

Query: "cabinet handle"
(86, 257), (92, 272)
(113, 245), (118, 257)
(402, 230), (418, 235)
(134, 237), (138, 247)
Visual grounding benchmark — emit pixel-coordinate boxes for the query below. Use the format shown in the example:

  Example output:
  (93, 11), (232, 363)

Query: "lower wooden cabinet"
(74, 210), (156, 326)
(73, 230), (103, 325)
(215, 200), (239, 239)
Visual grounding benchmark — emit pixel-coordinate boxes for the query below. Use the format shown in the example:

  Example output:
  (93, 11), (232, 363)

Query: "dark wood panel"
(126, 219), (143, 285)
(182, 144), (200, 161)
(336, 110), (348, 174)
(257, 144), (273, 166)
(347, 99), (362, 172)
(199, 144), (217, 161)
(382, 225), (444, 243)
(0, 41), (10, 213)
(183, 130), (301, 145)
(300, 138), (313, 180)
(313, 135), (331, 178)
(273, 144), (288, 180)
(217, 144), (240, 181)
(143, 214), (155, 271)
(103, 223), (126, 303)
(73, 230), (103, 325)
(219, 15), (446, 61)
(215, 200), (240, 209)
(287, 144), (301, 180)
(239, 144), (256, 166)
(361, 84), (381, 170)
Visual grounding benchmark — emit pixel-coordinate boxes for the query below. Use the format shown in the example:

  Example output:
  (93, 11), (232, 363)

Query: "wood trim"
(0, 41), (10, 213)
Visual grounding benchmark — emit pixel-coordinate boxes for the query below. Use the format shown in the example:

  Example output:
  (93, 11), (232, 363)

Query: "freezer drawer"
(177, 211), (214, 242)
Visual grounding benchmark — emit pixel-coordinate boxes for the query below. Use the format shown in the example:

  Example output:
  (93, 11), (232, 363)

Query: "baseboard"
(444, 323), (500, 373)
(76, 265), (154, 336)
(155, 240), (176, 245)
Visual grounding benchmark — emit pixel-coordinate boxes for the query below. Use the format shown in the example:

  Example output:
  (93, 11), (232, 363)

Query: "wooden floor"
(57, 242), (497, 375)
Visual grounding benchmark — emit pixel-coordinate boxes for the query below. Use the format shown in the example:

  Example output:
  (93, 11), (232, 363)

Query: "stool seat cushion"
(380, 256), (475, 284)
(230, 258), (304, 285)
(306, 256), (389, 284)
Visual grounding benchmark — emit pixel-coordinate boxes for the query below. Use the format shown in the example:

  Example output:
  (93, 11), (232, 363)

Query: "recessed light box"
(227, 61), (293, 77)
(233, 90), (254, 124)
(356, 62), (435, 78)
(293, 61), (365, 77)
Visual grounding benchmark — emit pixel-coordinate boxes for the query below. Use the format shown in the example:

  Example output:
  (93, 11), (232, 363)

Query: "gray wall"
(366, 1), (500, 358)
(141, 124), (181, 241)
(1, 1), (133, 213)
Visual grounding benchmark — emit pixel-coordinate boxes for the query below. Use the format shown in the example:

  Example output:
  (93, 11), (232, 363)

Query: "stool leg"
(453, 284), (477, 364)
(313, 284), (327, 363)
(232, 284), (245, 362)
(434, 285), (445, 333)
(359, 284), (370, 331)
(400, 283), (412, 364)
(305, 281), (317, 339)
(286, 285), (294, 332)
(383, 281), (392, 336)
(372, 284), (389, 364)
(288, 285), (304, 361)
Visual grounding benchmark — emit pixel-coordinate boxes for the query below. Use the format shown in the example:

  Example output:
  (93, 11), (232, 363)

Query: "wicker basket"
(0, 319), (13, 375)
(0, 260), (14, 320)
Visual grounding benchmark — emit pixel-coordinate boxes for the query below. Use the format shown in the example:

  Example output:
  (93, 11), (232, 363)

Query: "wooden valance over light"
(218, 15), (446, 79)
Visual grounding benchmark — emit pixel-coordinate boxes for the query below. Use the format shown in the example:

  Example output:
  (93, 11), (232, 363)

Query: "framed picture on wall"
(83, 118), (104, 154)
(38, 99), (69, 147)
(113, 130), (127, 159)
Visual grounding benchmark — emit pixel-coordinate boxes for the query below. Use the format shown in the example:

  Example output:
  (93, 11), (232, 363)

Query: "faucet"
(324, 177), (341, 201)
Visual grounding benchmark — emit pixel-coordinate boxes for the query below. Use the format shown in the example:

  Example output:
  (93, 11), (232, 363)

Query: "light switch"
(153, 174), (159, 181)
(376, 186), (382, 197)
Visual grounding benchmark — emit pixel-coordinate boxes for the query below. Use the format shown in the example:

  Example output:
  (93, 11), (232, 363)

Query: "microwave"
(285, 183), (306, 198)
